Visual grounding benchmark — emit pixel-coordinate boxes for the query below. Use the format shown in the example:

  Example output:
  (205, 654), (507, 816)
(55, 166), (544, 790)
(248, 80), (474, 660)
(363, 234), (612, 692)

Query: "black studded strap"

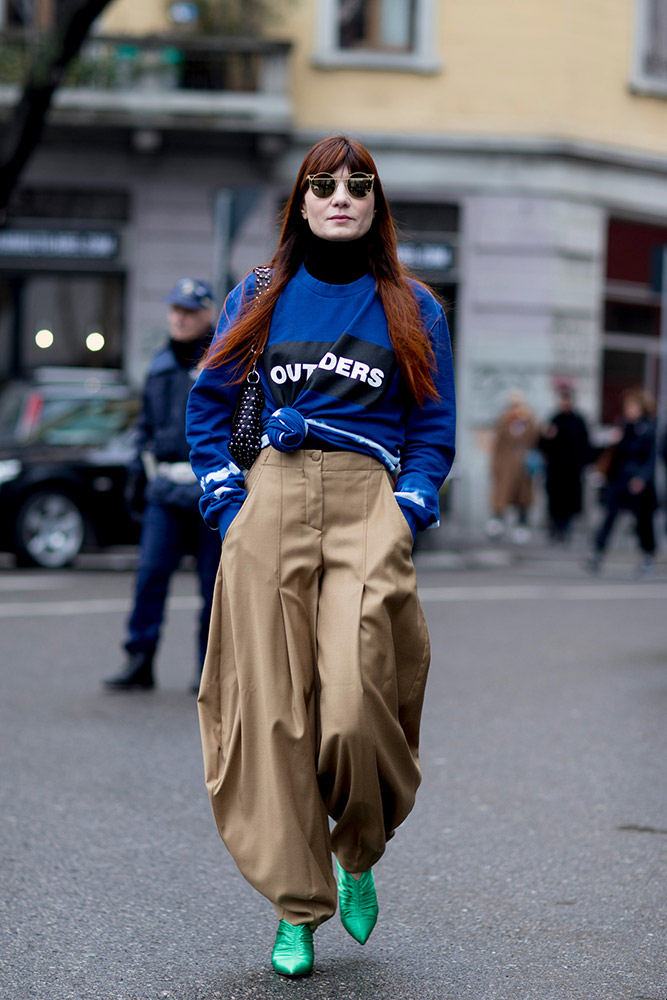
(228, 266), (273, 468)
(249, 266), (272, 365)
(253, 265), (272, 299)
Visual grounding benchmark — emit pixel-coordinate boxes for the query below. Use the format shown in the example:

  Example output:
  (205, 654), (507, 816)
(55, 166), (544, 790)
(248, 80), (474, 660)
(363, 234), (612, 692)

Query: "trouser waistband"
(257, 444), (386, 472)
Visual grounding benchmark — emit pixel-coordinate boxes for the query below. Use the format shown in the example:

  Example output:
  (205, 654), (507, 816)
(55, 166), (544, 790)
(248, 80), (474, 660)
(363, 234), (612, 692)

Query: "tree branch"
(0, 0), (114, 221)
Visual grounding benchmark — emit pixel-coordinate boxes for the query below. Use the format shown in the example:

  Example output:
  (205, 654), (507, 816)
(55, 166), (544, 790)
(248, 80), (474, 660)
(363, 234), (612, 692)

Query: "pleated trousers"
(197, 446), (430, 928)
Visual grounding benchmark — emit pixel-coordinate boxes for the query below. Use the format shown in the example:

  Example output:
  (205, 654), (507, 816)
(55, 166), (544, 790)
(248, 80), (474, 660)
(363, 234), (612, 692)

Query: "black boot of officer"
(104, 651), (155, 690)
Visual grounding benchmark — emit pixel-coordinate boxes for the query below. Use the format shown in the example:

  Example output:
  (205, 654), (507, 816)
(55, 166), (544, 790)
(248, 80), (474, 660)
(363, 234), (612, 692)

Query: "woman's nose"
(331, 180), (350, 205)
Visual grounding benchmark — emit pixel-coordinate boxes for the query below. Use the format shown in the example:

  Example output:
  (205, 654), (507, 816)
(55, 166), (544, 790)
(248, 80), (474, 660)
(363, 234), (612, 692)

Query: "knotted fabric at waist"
(265, 407), (307, 452)
(261, 407), (401, 473)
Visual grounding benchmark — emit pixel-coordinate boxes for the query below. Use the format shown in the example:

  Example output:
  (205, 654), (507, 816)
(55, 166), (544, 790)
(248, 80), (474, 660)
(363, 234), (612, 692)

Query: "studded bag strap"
(248, 266), (272, 375)
(253, 265), (272, 299)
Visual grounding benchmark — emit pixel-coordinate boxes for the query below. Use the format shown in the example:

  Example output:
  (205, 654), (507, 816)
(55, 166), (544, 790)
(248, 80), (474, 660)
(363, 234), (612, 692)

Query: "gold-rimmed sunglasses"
(305, 173), (375, 200)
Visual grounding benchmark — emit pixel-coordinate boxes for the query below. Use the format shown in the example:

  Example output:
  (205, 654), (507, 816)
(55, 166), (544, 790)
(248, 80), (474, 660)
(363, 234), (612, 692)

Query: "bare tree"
(0, 0), (292, 221)
(0, 0), (117, 221)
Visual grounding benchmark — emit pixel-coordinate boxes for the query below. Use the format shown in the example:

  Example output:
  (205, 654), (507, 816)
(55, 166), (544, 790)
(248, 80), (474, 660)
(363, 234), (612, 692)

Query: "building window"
(314, 0), (439, 72)
(632, 0), (667, 95)
(8, 187), (130, 222)
(0, 273), (125, 378)
(2, 0), (55, 29)
(3, 0), (30, 27)
(339, 0), (415, 52)
(602, 216), (667, 423)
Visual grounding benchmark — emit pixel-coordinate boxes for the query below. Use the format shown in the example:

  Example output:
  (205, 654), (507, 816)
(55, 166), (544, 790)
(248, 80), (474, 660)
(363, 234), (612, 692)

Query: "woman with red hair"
(187, 136), (456, 976)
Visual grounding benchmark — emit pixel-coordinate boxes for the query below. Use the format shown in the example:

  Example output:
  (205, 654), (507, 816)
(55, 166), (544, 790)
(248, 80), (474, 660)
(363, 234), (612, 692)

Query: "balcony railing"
(0, 32), (292, 132)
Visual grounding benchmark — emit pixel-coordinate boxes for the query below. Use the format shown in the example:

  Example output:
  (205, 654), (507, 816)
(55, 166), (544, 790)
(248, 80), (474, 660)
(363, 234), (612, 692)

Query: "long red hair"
(204, 135), (439, 404)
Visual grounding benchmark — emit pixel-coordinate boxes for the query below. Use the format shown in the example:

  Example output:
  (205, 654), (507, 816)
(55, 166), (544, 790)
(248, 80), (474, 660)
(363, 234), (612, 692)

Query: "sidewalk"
(3, 519), (662, 579)
(413, 520), (667, 578)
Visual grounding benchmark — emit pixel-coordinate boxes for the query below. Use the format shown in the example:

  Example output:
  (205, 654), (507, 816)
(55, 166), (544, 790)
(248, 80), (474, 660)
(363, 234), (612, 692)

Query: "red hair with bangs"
(204, 135), (439, 404)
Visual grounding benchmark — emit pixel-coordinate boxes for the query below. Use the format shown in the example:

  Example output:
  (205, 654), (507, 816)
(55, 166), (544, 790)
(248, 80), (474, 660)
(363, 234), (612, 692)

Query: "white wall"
(453, 192), (605, 526)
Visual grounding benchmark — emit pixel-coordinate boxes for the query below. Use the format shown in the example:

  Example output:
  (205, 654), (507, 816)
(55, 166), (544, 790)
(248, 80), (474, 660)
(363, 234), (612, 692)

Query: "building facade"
(2, 0), (667, 526)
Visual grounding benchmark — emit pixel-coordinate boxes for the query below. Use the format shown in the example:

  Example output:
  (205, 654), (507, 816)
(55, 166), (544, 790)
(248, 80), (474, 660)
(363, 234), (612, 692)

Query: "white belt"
(155, 461), (197, 484)
(142, 452), (196, 484)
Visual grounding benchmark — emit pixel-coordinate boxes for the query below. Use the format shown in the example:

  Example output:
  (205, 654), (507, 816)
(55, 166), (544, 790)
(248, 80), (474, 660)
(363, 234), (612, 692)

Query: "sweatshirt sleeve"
(186, 278), (252, 537)
(393, 300), (456, 537)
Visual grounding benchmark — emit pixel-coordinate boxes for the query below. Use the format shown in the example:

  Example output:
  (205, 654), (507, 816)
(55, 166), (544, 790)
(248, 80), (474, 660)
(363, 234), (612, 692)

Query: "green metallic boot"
(271, 919), (314, 977)
(336, 860), (378, 945)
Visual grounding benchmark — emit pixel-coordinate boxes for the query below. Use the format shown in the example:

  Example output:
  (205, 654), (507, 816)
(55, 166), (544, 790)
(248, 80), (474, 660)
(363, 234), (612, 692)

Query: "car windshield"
(0, 377), (140, 447)
(28, 397), (140, 446)
(0, 384), (26, 441)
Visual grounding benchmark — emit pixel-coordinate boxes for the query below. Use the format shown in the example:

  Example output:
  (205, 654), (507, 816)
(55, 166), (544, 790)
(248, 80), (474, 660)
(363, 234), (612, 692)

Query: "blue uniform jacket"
(135, 342), (204, 509)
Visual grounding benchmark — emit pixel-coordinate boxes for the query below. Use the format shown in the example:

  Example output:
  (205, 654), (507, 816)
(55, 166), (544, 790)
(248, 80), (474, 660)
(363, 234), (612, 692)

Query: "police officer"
(104, 279), (221, 692)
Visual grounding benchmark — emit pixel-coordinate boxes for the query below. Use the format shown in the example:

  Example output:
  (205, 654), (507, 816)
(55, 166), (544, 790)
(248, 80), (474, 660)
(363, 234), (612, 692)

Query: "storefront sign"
(0, 230), (119, 260)
(397, 242), (455, 271)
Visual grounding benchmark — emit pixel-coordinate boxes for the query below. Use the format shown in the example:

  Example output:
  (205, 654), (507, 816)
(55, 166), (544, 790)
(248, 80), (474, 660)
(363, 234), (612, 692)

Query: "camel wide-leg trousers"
(197, 446), (431, 928)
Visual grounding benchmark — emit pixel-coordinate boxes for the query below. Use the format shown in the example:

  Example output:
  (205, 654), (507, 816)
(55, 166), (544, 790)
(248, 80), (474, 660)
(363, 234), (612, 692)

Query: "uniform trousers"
(198, 447), (431, 928)
(126, 501), (221, 667)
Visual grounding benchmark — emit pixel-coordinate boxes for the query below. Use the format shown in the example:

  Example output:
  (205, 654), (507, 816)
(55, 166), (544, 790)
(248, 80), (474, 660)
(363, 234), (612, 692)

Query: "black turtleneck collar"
(170, 330), (212, 370)
(303, 231), (371, 284)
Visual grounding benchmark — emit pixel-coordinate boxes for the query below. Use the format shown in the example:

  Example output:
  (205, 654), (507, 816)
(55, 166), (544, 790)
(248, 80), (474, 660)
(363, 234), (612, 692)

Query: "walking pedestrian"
(588, 388), (657, 576)
(486, 389), (539, 543)
(539, 386), (592, 542)
(186, 135), (456, 977)
(104, 279), (221, 693)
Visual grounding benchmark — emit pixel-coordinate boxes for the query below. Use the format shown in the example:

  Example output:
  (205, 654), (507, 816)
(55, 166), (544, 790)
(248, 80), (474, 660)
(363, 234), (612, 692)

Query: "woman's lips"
(329, 215), (352, 221)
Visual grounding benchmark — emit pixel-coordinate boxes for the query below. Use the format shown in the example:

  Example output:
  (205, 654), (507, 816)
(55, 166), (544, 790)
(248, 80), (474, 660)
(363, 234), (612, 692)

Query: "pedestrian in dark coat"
(589, 388), (657, 576)
(104, 278), (221, 692)
(539, 387), (592, 542)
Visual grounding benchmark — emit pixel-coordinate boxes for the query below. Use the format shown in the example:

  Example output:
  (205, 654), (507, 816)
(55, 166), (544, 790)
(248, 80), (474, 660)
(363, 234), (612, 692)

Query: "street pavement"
(1, 537), (666, 1000)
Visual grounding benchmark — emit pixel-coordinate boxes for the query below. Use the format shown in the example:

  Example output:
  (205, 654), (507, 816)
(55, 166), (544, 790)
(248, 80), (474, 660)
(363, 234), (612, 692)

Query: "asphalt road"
(1, 545), (666, 1000)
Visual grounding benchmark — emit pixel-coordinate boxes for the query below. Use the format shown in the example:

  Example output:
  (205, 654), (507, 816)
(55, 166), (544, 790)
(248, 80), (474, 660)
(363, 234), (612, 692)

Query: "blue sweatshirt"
(186, 265), (456, 539)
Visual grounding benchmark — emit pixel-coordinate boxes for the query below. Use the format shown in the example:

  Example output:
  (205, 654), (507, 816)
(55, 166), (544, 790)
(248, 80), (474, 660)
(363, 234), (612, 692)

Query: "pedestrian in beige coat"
(486, 390), (540, 542)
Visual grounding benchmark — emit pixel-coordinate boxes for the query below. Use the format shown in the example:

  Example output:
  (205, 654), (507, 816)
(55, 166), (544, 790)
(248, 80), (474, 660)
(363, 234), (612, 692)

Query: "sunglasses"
(306, 173), (375, 199)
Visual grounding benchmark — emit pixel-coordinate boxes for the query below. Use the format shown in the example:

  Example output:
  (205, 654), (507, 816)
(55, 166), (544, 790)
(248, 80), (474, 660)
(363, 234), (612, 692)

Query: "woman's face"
(623, 398), (642, 422)
(301, 167), (376, 242)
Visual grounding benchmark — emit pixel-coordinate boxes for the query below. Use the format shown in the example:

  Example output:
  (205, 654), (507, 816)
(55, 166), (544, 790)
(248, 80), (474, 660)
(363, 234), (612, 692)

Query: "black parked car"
(0, 368), (142, 568)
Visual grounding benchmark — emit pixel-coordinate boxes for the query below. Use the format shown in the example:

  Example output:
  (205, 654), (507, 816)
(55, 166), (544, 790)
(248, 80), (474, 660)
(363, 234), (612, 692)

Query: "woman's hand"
(628, 477), (645, 494)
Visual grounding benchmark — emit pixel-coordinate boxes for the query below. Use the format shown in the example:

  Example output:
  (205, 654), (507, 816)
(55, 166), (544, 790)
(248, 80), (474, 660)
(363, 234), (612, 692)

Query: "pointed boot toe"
(271, 919), (314, 977)
(337, 861), (378, 945)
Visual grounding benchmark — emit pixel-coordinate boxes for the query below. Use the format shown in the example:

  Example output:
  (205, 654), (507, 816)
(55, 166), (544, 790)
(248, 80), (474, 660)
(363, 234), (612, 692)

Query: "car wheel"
(15, 490), (86, 568)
